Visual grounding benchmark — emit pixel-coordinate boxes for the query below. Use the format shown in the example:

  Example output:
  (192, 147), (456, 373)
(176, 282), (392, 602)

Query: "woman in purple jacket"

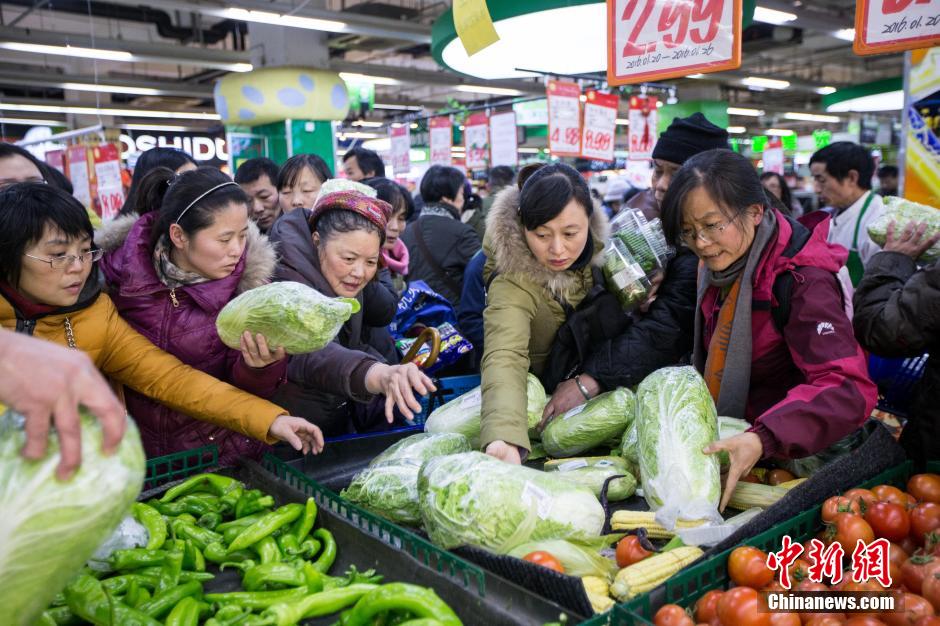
(98, 166), (288, 464)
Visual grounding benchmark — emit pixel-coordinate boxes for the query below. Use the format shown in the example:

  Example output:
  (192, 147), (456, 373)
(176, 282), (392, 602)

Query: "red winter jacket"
(700, 210), (877, 460)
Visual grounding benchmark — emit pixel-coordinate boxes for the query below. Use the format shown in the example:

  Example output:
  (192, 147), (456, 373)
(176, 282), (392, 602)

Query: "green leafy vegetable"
(541, 388), (635, 458)
(341, 460), (423, 525)
(508, 537), (618, 580)
(424, 374), (546, 448)
(636, 367), (721, 528)
(544, 457), (637, 501)
(216, 281), (360, 355)
(620, 420), (639, 475)
(868, 196), (940, 263)
(418, 451), (604, 553)
(602, 239), (651, 312)
(369, 433), (470, 467)
(0, 407), (146, 626)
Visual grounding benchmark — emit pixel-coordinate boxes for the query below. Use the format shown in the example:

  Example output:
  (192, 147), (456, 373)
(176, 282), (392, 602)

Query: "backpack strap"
(770, 215), (813, 333)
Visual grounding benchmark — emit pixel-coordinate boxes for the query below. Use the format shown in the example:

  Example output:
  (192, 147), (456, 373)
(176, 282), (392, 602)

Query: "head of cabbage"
(216, 281), (360, 355)
(868, 196), (940, 263)
(541, 387), (635, 458)
(544, 457), (637, 501)
(341, 460), (423, 525)
(0, 406), (145, 626)
(369, 432), (470, 467)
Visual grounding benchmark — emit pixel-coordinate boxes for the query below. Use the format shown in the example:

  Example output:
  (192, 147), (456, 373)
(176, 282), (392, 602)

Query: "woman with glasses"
(660, 150), (876, 511)
(0, 182), (324, 460)
(96, 166), (291, 464)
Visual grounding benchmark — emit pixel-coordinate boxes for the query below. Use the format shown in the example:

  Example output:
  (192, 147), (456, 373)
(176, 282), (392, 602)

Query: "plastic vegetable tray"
(143, 444), (218, 490)
(616, 460), (940, 626)
(138, 450), (578, 625)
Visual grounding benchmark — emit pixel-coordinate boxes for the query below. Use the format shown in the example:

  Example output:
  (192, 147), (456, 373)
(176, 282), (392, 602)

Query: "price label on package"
(547, 80), (582, 156)
(581, 90), (619, 162)
(607, 0), (743, 85)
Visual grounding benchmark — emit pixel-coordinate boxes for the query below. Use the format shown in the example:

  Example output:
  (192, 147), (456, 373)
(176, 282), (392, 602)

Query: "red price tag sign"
(607, 0), (742, 85)
(854, 0), (940, 56)
(547, 80), (582, 156)
(581, 91), (619, 163)
(628, 95), (658, 160)
(92, 143), (125, 221)
(389, 125), (411, 175)
(464, 112), (490, 171)
(429, 117), (453, 166)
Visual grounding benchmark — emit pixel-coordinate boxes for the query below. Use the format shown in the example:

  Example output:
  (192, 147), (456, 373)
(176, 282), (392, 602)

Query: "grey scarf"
(153, 236), (211, 289)
(692, 208), (778, 418)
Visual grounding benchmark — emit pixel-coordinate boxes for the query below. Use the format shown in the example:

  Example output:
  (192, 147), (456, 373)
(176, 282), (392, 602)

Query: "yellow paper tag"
(453, 0), (500, 57)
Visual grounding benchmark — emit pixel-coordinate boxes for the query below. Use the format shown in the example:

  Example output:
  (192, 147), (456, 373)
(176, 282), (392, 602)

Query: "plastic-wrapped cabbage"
(868, 196), (940, 263)
(716, 416), (749, 469)
(544, 457), (637, 501)
(541, 388), (635, 458)
(610, 210), (673, 274)
(216, 281), (360, 355)
(602, 239), (652, 312)
(370, 432), (470, 467)
(424, 374), (546, 448)
(341, 460), (422, 525)
(636, 367), (721, 528)
(418, 451), (604, 553)
(0, 406), (145, 626)
(620, 420), (639, 472)
(507, 537), (618, 579)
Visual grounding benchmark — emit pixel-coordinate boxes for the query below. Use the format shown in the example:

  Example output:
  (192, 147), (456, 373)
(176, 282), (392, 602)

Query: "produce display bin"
(143, 443), (218, 490)
(616, 460), (938, 626)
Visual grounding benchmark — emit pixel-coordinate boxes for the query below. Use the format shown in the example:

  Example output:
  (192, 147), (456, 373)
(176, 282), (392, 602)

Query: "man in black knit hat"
(627, 112), (730, 220)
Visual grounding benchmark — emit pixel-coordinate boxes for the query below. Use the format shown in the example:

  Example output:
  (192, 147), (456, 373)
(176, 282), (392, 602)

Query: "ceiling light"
(362, 137), (391, 151)
(0, 103), (220, 120)
(410, 123), (419, 129)
(0, 117), (63, 126)
(765, 128), (796, 136)
(0, 42), (134, 62)
(826, 90), (904, 112)
(341, 131), (381, 139)
(615, 118), (629, 126)
(217, 8), (347, 33)
(351, 120), (385, 128)
(753, 6), (797, 24)
(687, 74), (705, 79)
(339, 72), (400, 86)
(783, 112), (841, 123)
(834, 28), (856, 41)
(742, 77), (790, 90)
(228, 63), (254, 73)
(121, 124), (200, 131)
(816, 86), (838, 95)
(455, 85), (523, 96)
(373, 103), (423, 111)
(656, 101), (664, 108)
(727, 126), (747, 134)
(727, 107), (765, 117)
(61, 83), (162, 96)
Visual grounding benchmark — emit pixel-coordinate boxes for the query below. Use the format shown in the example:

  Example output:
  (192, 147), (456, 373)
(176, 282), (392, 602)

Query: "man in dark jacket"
(401, 165), (481, 307)
(853, 220), (940, 468)
(456, 250), (487, 367)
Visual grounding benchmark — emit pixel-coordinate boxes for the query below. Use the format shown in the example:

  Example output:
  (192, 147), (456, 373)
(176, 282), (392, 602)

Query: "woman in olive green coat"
(481, 163), (609, 463)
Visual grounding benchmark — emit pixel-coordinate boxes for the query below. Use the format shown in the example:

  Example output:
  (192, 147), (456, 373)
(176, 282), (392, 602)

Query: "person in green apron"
(809, 141), (885, 286)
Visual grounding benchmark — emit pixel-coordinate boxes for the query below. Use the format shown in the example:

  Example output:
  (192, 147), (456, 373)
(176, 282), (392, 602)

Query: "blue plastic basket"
(867, 353), (929, 417)
(413, 374), (481, 425)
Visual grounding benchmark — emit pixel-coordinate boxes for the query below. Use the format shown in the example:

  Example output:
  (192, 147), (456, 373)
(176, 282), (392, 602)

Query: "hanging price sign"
(67, 145), (92, 210)
(547, 80), (582, 156)
(628, 95), (658, 160)
(762, 138), (785, 175)
(390, 125), (411, 175)
(429, 117), (453, 166)
(607, 0), (743, 85)
(464, 112), (490, 171)
(93, 143), (126, 221)
(580, 91), (619, 162)
(489, 111), (518, 167)
(853, 0), (940, 56)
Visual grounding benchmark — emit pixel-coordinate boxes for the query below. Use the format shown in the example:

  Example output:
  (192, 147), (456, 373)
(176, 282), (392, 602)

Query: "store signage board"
(628, 95), (658, 160)
(607, 0), (743, 85)
(490, 111), (519, 167)
(429, 117), (453, 166)
(464, 112), (490, 171)
(854, 0), (940, 56)
(67, 145), (92, 210)
(547, 80), (582, 156)
(581, 90), (619, 162)
(390, 125), (411, 175)
(93, 143), (126, 221)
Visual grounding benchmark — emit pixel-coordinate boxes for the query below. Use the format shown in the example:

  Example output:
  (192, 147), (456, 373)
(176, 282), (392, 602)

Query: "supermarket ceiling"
(0, 0), (905, 132)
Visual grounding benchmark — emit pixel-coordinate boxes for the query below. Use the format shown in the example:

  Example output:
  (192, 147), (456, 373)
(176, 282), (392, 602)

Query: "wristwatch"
(575, 375), (592, 402)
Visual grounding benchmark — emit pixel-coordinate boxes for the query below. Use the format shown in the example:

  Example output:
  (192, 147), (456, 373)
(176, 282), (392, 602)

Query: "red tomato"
(794, 581), (840, 624)
(901, 554), (940, 595)
(616, 535), (653, 568)
(654, 604), (695, 626)
(922, 569), (940, 613)
(909, 475), (940, 504)
(912, 504), (940, 546)
(787, 559), (812, 586)
(866, 502), (913, 542)
(873, 485), (911, 507)
(729, 546), (775, 589)
(522, 551), (565, 573)
(914, 618), (940, 626)
(717, 586), (771, 626)
(845, 489), (879, 513)
(770, 614), (803, 626)
(824, 496), (864, 523)
(694, 590), (724, 624)
(830, 512), (876, 552)
(844, 619), (887, 626)
(882, 593), (934, 626)
(769, 469), (797, 486)
(805, 618), (845, 626)
(903, 537), (921, 556)
(889, 542), (911, 588)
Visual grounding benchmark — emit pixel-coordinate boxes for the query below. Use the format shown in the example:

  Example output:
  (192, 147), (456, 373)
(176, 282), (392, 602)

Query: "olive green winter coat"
(480, 187), (609, 451)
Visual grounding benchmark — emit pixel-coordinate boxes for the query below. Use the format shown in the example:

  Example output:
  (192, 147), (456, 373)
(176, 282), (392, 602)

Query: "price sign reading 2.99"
(606, 0), (743, 86)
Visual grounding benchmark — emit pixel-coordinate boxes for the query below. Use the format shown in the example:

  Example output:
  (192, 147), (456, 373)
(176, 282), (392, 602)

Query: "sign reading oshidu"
(607, 0), (743, 85)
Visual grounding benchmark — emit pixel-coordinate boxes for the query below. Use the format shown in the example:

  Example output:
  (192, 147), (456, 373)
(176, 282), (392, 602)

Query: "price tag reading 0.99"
(610, 0), (740, 83)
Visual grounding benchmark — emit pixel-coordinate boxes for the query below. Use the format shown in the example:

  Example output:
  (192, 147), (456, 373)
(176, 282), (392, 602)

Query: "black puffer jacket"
(580, 247), (698, 390)
(853, 251), (940, 468)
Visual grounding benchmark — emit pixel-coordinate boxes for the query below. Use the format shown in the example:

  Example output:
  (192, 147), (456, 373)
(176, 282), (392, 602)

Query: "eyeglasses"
(24, 249), (103, 270)
(0, 178), (47, 191)
(680, 219), (732, 245)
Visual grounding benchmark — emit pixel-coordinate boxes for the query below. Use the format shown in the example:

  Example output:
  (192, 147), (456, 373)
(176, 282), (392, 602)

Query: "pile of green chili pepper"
(36, 472), (463, 626)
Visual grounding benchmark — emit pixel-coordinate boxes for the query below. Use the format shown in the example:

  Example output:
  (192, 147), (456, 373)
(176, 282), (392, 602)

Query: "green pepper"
(64, 574), (163, 626)
(183, 539), (206, 572)
(228, 504), (304, 553)
(219, 559), (256, 574)
(204, 541), (255, 565)
(160, 473), (241, 503)
(223, 526), (244, 545)
(260, 584), (380, 626)
(204, 587), (309, 611)
(51, 591), (67, 607)
(302, 562), (325, 594)
(291, 497), (317, 543)
(242, 562), (307, 591)
(217, 513), (265, 533)
(138, 579), (203, 619)
(289, 538), (321, 559)
(153, 540), (184, 594)
(310, 528), (336, 574)
(172, 518), (223, 551)
(179, 570), (215, 583)
(198, 512), (223, 531)
(110, 548), (167, 571)
(164, 596), (201, 626)
(102, 574), (159, 594)
(125, 578), (151, 609)
(132, 502), (167, 551)
(156, 495), (219, 518)
(236, 490), (275, 519)
(39, 606), (80, 625)
(398, 620), (448, 626)
(219, 483), (244, 516)
(341, 583), (462, 626)
(254, 535), (282, 564)
(276, 533), (300, 557)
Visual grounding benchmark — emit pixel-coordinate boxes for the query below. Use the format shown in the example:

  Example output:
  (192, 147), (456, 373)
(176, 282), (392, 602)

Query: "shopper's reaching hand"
(485, 440), (522, 464)
(365, 363), (436, 422)
(704, 432), (763, 512)
(268, 416), (324, 455)
(884, 220), (940, 259)
(240, 331), (286, 369)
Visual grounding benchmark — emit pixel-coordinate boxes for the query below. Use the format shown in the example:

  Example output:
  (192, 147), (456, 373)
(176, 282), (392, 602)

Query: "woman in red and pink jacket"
(660, 149), (877, 511)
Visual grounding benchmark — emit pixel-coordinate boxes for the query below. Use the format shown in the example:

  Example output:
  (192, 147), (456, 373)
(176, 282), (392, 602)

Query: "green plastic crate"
(260, 453), (488, 596)
(618, 460), (932, 626)
(143, 444), (219, 490)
